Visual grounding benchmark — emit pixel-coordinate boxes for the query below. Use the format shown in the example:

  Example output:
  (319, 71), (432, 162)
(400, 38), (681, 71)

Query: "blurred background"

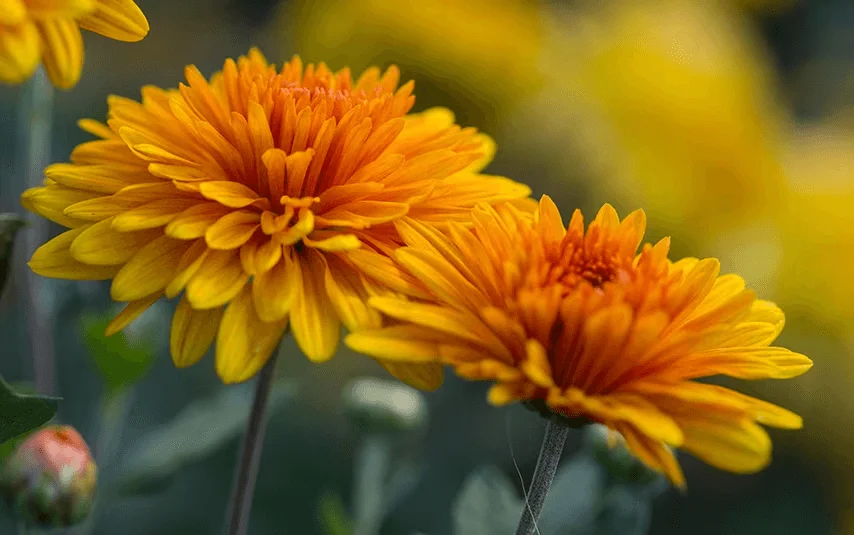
(0, 0), (850, 533)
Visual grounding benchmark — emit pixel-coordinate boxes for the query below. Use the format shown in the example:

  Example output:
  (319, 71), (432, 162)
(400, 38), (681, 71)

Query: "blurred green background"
(0, 0), (850, 533)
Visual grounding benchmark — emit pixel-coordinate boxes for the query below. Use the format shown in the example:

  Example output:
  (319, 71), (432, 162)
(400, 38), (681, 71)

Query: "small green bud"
(1, 425), (97, 527)
(584, 424), (664, 487)
(343, 378), (427, 434)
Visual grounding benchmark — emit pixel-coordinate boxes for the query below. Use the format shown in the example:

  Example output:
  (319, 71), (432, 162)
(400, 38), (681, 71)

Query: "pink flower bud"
(1, 426), (97, 527)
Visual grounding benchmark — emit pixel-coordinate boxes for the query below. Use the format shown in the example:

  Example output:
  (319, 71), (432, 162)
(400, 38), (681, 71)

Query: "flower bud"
(584, 424), (665, 487)
(1, 426), (97, 527)
(343, 378), (427, 434)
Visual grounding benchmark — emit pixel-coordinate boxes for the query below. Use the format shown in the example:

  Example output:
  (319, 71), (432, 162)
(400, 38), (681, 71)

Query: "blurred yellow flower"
(347, 197), (811, 487)
(289, 0), (543, 125)
(0, 0), (149, 89)
(541, 0), (788, 233)
(21, 49), (530, 386)
(777, 120), (854, 329)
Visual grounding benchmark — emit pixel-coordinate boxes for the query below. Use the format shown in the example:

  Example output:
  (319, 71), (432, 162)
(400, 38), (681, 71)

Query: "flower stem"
(515, 419), (569, 535)
(352, 436), (391, 535)
(224, 353), (279, 535)
(18, 68), (55, 396)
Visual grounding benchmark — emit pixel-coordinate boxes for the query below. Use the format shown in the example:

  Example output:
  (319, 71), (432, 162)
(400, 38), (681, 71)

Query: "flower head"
(1, 426), (97, 527)
(22, 49), (530, 386)
(346, 196), (812, 487)
(0, 0), (149, 88)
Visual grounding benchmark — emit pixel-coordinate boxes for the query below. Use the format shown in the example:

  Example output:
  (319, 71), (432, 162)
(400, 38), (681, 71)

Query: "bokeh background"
(0, 0), (851, 533)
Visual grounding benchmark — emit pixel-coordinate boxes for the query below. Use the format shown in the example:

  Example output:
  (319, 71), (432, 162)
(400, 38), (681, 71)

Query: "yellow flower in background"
(21, 49), (530, 387)
(0, 0), (149, 88)
(347, 197), (812, 487)
(777, 120), (854, 328)
(541, 0), (788, 233)
(288, 0), (543, 126)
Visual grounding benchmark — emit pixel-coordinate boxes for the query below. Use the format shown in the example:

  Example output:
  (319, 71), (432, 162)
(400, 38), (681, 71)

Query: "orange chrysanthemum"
(346, 196), (812, 486)
(0, 0), (149, 88)
(22, 49), (531, 386)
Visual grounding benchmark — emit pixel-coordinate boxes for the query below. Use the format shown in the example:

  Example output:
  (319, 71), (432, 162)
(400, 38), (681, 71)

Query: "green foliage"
(0, 214), (26, 298)
(319, 492), (353, 535)
(81, 312), (155, 396)
(116, 381), (296, 493)
(452, 466), (522, 535)
(0, 377), (58, 448)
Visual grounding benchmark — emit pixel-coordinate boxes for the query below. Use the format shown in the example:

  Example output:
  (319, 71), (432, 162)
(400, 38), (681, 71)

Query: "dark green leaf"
(0, 214), (26, 297)
(81, 312), (156, 395)
(0, 383), (38, 460)
(318, 492), (353, 535)
(0, 376), (59, 445)
(452, 466), (521, 535)
(116, 381), (296, 494)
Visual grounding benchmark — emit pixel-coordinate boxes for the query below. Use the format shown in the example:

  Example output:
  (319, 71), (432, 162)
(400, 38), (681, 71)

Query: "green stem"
(352, 436), (391, 535)
(19, 68), (55, 396)
(224, 352), (279, 535)
(515, 420), (569, 535)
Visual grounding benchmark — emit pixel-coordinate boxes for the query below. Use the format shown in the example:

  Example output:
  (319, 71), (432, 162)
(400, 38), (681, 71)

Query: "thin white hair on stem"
(505, 412), (542, 535)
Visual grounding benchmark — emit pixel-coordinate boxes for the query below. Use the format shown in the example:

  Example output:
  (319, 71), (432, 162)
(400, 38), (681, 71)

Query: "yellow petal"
(27, 0), (95, 18)
(70, 217), (159, 265)
(324, 256), (381, 331)
(520, 339), (555, 388)
(0, 20), (40, 85)
(216, 285), (287, 383)
(105, 292), (160, 336)
(29, 227), (120, 280)
(165, 239), (207, 298)
(205, 211), (260, 250)
(368, 296), (508, 359)
(303, 233), (361, 252)
(112, 198), (200, 232)
(618, 424), (686, 489)
(185, 249), (249, 309)
(680, 415), (772, 474)
(290, 250), (340, 361)
(663, 347), (813, 380)
(22, 185), (98, 228)
(111, 235), (188, 301)
(45, 163), (155, 194)
(0, 0), (26, 25)
(77, 0), (149, 42)
(345, 326), (441, 362)
(378, 361), (444, 392)
(252, 248), (300, 322)
(165, 203), (230, 240)
(37, 18), (84, 89)
(199, 181), (265, 209)
(170, 294), (222, 368)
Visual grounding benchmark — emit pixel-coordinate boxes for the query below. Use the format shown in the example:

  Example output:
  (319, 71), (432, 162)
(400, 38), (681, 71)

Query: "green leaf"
(452, 466), (521, 535)
(0, 214), (26, 297)
(539, 456), (606, 534)
(116, 381), (297, 494)
(318, 492), (353, 535)
(0, 376), (59, 445)
(81, 312), (156, 395)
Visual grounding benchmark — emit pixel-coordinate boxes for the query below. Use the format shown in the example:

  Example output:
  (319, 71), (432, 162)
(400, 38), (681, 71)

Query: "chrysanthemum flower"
(0, 0), (148, 88)
(346, 196), (812, 486)
(22, 49), (530, 387)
